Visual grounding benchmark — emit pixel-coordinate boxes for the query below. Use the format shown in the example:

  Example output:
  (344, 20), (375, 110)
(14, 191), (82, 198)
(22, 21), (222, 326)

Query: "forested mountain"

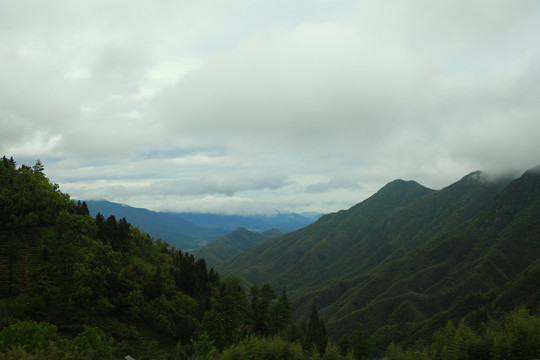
(218, 168), (540, 350)
(0, 158), (298, 359)
(194, 227), (282, 268)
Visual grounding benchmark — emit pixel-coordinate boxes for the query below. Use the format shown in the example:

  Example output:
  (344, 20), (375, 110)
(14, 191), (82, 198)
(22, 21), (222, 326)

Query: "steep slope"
(218, 178), (435, 289)
(355, 167), (540, 348)
(194, 227), (272, 268)
(219, 170), (527, 350)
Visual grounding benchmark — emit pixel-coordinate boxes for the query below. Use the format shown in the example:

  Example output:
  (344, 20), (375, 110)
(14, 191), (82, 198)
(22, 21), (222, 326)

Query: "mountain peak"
(381, 178), (427, 191)
(358, 178), (433, 211)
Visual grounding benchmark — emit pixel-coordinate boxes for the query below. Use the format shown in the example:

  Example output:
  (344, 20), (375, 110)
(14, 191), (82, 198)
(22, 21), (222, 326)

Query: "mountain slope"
(195, 227), (281, 268)
(218, 179), (435, 288)
(218, 169), (534, 350)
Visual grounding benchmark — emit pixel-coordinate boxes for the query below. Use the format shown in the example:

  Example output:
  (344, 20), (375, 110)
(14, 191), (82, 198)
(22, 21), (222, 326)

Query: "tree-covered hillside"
(0, 158), (303, 359)
(194, 227), (280, 268)
(0, 157), (218, 358)
(219, 168), (540, 353)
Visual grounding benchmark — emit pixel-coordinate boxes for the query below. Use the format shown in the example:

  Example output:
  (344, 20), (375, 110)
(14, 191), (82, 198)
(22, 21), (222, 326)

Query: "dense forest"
(1, 157), (540, 359)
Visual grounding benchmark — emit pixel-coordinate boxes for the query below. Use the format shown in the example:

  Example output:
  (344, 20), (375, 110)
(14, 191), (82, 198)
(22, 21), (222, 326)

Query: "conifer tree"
(269, 287), (292, 334)
(303, 302), (327, 354)
(32, 159), (44, 175)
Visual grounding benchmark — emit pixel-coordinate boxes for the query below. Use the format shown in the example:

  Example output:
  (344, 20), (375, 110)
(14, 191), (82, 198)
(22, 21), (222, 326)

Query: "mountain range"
(84, 200), (320, 250)
(4, 156), (540, 357)
(216, 167), (540, 350)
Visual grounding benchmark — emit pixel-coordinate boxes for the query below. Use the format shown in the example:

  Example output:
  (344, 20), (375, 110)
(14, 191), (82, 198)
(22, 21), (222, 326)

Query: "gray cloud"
(1, 0), (539, 214)
(306, 177), (364, 194)
(152, 174), (289, 197)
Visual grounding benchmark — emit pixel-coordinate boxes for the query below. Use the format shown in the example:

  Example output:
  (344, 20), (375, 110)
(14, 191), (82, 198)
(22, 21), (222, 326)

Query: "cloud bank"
(1, 0), (539, 214)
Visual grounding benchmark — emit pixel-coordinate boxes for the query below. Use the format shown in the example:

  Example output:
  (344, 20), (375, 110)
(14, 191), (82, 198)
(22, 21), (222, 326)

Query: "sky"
(1, 0), (539, 215)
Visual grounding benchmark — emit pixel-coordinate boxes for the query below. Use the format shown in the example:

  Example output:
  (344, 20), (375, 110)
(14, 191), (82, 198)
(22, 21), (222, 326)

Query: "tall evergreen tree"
(269, 287), (292, 334)
(32, 159), (44, 175)
(303, 302), (327, 354)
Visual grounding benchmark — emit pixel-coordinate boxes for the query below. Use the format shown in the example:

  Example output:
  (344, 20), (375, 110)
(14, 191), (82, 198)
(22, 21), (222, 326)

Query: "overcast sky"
(1, 0), (539, 215)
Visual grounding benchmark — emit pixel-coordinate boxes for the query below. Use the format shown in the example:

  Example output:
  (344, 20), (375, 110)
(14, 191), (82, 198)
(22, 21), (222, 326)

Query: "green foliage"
(0, 157), (71, 230)
(67, 327), (115, 360)
(0, 321), (114, 360)
(0, 157), (303, 359)
(191, 331), (217, 360)
(0, 321), (57, 354)
(217, 336), (355, 360)
(0, 158), (221, 358)
(218, 336), (305, 360)
(384, 307), (540, 360)
(490, 307), (540, 360)
(383, 343), (428, 360)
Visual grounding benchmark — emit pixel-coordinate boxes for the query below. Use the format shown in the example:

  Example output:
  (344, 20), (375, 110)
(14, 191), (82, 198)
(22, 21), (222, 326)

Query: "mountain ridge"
(217, 168), (537, 350)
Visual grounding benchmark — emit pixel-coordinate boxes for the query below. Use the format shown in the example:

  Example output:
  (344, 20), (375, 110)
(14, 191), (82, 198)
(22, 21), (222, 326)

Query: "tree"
(250, 283), (277, 336)
(75, 200), (90, 216)
(269, 287), (292, 334)
(191, 331), (216, 360)
(201, 309), (227, 351)
(303, 302), (327, 354)
(32, 159), (44, 175)
(68, 326), (114, 360)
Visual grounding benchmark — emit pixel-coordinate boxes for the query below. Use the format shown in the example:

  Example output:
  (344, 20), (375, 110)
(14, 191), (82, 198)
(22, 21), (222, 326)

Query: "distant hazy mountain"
(85, 200), (320, 250)
(168, 212), (323, 233)
(218, 168), (540, 350)
(85, 200), (229, 249)
(195, 227), (282, 268)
